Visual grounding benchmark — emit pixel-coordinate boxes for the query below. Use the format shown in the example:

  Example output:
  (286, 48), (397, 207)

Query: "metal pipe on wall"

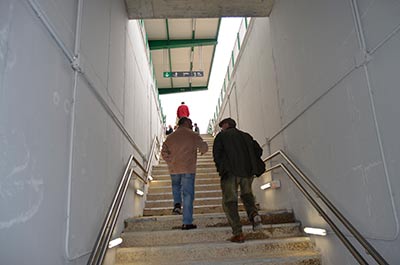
(64, 0), (87, 260)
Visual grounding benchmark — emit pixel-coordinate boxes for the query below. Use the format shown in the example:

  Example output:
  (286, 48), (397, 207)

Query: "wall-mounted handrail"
(87, 155), (134, 265)
(87, 135), (162, 264)
(146, 136), (160, 174)
(132, 169), (147, 184)
(265, 150), (388, 265)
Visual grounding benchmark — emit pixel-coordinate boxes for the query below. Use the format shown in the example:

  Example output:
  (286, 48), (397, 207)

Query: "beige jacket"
(161, 127), (208, 174)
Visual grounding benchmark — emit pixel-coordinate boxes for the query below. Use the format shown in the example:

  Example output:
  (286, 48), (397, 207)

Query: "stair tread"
(116, 252), (320, 265)
(147, 190), (221, 195)
(124, 210), (297, 232)
(119, 236), (313, 250)
(121, 223), (303, 247)
(126, 209), (294, 223)
(144, 203), (228, 210)
(147, 196), (221, 201)
(174, 251), (321, 265)
(116, 237), (317, 264)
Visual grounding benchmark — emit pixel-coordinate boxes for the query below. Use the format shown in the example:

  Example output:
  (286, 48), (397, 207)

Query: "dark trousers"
(220, 175), (258, 236)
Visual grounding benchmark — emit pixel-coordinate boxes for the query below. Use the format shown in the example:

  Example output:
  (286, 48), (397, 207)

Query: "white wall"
(0, 0), (163, 264)
(215, 1), (400, 264)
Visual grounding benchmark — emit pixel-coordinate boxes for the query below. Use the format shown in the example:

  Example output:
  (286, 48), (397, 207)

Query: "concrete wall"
(0, 0), (163, 264)
(215, 1), (400, 264)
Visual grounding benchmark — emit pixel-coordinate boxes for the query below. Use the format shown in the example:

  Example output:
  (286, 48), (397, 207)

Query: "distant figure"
(166, 125), (173, 135)
(161, 117), (208, 230)
(213, 117), (266, 243)
(193, 123), (200, 134)
(177, 101), (190, 119)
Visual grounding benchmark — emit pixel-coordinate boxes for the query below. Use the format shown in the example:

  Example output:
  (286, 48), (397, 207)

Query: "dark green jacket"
(213, 127), (265, 178)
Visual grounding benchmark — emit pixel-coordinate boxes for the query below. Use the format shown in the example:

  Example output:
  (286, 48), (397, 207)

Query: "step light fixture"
(260, 179), (281, 190)
(304, 227), (327, 236)
(260, 182), (271, 190)
(136, 189), (144, 196)
(108, 237), (123, 248)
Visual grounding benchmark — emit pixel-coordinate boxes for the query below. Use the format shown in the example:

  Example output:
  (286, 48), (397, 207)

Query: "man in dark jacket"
(213, 118), (265, 243)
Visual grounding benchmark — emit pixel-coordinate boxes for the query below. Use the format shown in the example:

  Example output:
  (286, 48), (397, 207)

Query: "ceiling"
(125, 0), (274, 19)
(144, 18), (221, 94)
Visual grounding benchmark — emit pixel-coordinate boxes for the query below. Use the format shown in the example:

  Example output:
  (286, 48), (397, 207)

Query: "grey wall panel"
(133, 73), (149, 151)
(124, 41), (137, 139)
(221, 1), (400, 263)
(107, 0), (127, 116)
(1, 1), (163, 264)
(124, 41), (137, 138)
(367, 30), (400, 241)
(0, 1), (74, 264)
(264, 1), (400, 262)
(80, 0), (110, 95)
(36, 0), (78, 53)
(357, 0), (400, 51)
(69, 78), (109, 257)
(234, 18), (281, 146)
(68, 72), (161, 259)
(283, 68), (396, 239)
(269, 0), (359, 125)
(0, 0), (12, 89)
(127, 22), (156, 155)
(68, 77), (129, 257)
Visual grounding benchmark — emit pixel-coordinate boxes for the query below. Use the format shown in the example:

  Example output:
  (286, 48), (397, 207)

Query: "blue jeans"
(171, 173), (195, 224)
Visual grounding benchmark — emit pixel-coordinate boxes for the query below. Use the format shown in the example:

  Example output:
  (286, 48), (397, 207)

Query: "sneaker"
(181, 224), (197, 230)
(229, 233), (245, 243)
(252, 214), (263, 231)
(172, 203), (182, 215)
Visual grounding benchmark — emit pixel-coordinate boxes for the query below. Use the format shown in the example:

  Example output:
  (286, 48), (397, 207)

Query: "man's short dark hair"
(178, 117), (191, 126)
(218, 118), (236, 128)
(181, 101), (185, 104)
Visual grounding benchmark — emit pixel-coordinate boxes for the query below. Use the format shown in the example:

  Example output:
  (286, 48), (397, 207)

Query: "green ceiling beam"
(158, 86), (208, 95)
(149, 39), (217, 50)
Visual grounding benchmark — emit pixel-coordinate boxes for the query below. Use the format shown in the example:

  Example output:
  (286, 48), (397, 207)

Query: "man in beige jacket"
(161, 117), (208, 230)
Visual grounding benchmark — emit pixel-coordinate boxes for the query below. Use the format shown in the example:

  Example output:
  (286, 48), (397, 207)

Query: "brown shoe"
(229, 233), (245, 243)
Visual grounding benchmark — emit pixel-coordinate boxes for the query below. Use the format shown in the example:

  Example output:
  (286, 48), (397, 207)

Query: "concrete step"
(152, 167), (218, 175)
(121, 223), (303, 247)
(154, 161), (216, 168)
(145, 196), (223, 208)
(148, 183), (220, 194)
(143, 203), (240, 216)
(115, 237), (317, 264)
(150, 173), (221, 182)
(116, 251), (321, 265)
(149, 177), (219, 187)
(125, 210), (296, 232)
(156, 156), (214, 163)
(150, 172), (220, 180)
(146, 190), (222, 200)
(170, 253), (321, 265)
(155, 161), (214, 165)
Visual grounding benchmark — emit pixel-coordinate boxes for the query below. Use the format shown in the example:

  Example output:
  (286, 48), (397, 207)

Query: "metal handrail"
(87, 155), (134, 265)
(265, 150), (388, 265)
(87, 136), (162, 264)
(146, 136), (160, 174)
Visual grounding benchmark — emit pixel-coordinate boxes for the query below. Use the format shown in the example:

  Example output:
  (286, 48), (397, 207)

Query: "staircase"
(115, 134), (321, 264)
